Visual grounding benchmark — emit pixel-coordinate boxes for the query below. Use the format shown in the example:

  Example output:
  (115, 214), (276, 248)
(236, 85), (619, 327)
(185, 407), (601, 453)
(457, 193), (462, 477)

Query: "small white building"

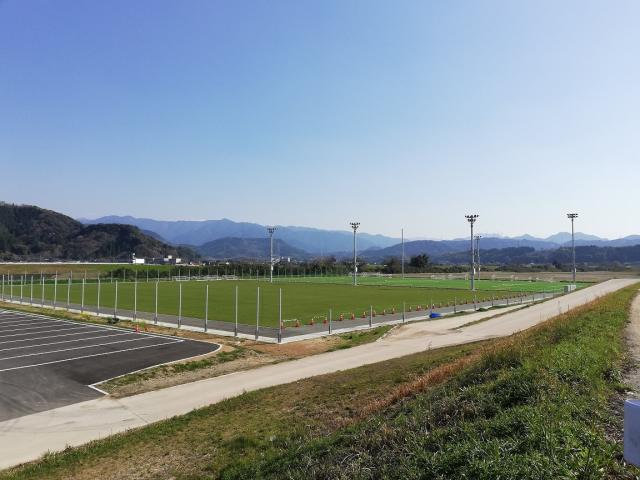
(163, 255), (182, 265)
(131, 253), (145, 264)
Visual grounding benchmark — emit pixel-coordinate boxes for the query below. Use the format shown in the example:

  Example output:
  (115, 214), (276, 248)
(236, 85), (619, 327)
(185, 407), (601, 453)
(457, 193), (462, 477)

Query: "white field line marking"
(0, 332), (135, 353)
(0, 329), (125, 346)
(0, 325), (95, 339)
(0, 340), (184, 373)
(0, 337), (179, 362)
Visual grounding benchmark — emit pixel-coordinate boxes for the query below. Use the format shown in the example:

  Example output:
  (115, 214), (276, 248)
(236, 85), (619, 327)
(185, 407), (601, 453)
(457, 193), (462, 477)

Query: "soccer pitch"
(274, 275), (589, 292)
(0, 279), (531, 328)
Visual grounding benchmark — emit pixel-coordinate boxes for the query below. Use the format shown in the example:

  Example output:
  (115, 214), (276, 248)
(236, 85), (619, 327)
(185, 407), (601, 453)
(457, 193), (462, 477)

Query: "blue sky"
(1, 0), (638, 239)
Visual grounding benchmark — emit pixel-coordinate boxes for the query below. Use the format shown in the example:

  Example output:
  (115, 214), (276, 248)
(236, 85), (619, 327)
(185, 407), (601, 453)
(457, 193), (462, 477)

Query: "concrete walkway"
(0, 279), (635, 470)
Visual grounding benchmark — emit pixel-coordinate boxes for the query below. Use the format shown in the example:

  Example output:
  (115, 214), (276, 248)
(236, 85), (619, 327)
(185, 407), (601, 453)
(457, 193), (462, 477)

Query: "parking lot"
(0, 309), (219, 421)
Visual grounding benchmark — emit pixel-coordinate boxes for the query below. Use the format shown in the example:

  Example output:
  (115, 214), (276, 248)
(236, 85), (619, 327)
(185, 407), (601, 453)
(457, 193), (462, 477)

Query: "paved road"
(0, 310), (219, 421)
(0, 279), (635, 470)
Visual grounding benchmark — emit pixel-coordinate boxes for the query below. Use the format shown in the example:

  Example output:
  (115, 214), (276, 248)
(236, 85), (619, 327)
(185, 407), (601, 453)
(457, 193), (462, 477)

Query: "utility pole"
(475, 235), (482, 281)
(401, 228), (405, 279)
(567, 213), (578, 283)
(465, 215), (479, 291)
(267, 227), (276, 283)
(350, 222), (360, 286)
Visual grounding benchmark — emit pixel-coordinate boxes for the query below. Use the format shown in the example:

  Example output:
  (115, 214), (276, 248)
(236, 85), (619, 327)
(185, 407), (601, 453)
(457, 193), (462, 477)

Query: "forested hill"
(0, 203), (195, 261)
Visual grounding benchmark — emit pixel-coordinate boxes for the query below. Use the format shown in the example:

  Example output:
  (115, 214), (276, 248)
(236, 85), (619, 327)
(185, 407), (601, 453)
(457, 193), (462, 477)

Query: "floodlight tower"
(465, 215), (479, 290)
(567, 213), (578, 283)
(267, 227), (276, 283)
(350, 222), (360, 286)
(401, 228), (405, 279)
(475, 235), (482, 281)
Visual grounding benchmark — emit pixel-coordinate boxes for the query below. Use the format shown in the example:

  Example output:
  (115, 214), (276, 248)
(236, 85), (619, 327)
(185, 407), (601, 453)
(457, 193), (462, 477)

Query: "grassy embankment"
(1, 286), (637, 479)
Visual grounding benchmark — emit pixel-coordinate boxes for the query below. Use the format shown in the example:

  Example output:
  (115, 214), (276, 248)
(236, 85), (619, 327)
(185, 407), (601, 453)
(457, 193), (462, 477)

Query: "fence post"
(234, 285), (239, 337)
(114, 280), (118, 318)
(154, 281), (159, 324)
(53, 273), (58, 309)
(329, 308), (332, 334)
(1, 274), (3, 302)
(81, 278), (85, 313)
(41, 274), (44, 307)
(178, 282), (182, 328)
(402, 301), (406, 323)
(30, 275), (34, 305)
(278, 288), (282, 343)
(66, 275), (71, 311)
(20, 275), (23, 304)
(97, 278), (101, 316)
(133, 280), (137, 321)
(204, 284), (209, 332)
(369, 305), (373, 328)
(255, 287), (260, 340)
(454, 297), (457, 314)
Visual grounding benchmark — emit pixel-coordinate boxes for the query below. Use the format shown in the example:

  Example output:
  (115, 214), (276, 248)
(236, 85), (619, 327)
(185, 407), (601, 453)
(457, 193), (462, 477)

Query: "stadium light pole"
(401, 228), (405, 279)
(475, 235), (482, 281)
(267, 227), (276, 284)
(465, 215), (479, 291)
(567, 213), (578, 283)
(350, 222), (360, 286)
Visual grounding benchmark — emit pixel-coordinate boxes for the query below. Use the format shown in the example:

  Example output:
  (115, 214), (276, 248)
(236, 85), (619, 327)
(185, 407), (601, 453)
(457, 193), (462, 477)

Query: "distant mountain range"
(0, 203), (194, 261)
(196, 237), (309, 260)
(78, 215), (640, 261)
(80, 216), (399, 253)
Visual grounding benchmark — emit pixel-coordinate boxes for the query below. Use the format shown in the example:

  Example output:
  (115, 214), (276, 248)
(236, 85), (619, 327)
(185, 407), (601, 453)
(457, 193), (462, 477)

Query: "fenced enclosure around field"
(0, 272), (568, 343)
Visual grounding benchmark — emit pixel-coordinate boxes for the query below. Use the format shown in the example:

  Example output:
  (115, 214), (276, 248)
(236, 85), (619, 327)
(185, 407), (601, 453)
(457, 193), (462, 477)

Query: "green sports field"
(273, 275), (589, 292)
(0, 279), (532, 328)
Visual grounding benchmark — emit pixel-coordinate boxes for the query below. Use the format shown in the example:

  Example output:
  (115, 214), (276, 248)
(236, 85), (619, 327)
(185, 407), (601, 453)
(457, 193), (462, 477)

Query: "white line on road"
(0, 337), (180, 363)
(0, 322), (72, 333)
(0, 340), (183, 373)
(0, 332), (135, 353)
(0, 325), (94, 339)
(0, 329), (126, 346)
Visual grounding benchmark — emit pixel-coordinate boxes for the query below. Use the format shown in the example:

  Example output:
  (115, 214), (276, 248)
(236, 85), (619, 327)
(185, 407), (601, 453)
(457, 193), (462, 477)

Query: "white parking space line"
(0, 330), (123, 346)
(0, 332), (135, 353)
(0, 320), (59, 328)
(0, 311), (185, 342)
(0, 325), (95, 339)
(0, 340), (184, 372)
(0, 323), (82, 334)
(0, 337), (180, 363)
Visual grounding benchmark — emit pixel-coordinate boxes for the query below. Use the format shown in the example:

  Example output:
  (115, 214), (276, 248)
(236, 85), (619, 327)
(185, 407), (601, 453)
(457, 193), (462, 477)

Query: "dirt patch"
(624, 291), (640, 394)
(248, 336), (343, 357)
(102, 349), (280, 398)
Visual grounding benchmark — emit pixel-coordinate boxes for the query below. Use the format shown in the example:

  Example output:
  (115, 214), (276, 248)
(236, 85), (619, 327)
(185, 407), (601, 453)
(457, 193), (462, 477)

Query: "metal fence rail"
(0, 276), (561, 343)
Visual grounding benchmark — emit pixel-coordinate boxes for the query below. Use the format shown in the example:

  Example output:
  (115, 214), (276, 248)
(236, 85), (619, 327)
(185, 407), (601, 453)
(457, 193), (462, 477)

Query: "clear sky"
(1, 0), (638, 239)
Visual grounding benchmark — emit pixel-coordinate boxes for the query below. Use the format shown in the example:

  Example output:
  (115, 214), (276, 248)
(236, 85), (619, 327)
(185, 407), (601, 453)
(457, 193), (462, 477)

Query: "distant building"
(131, 253), (145, 264)
(163, 255), (182, 265)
